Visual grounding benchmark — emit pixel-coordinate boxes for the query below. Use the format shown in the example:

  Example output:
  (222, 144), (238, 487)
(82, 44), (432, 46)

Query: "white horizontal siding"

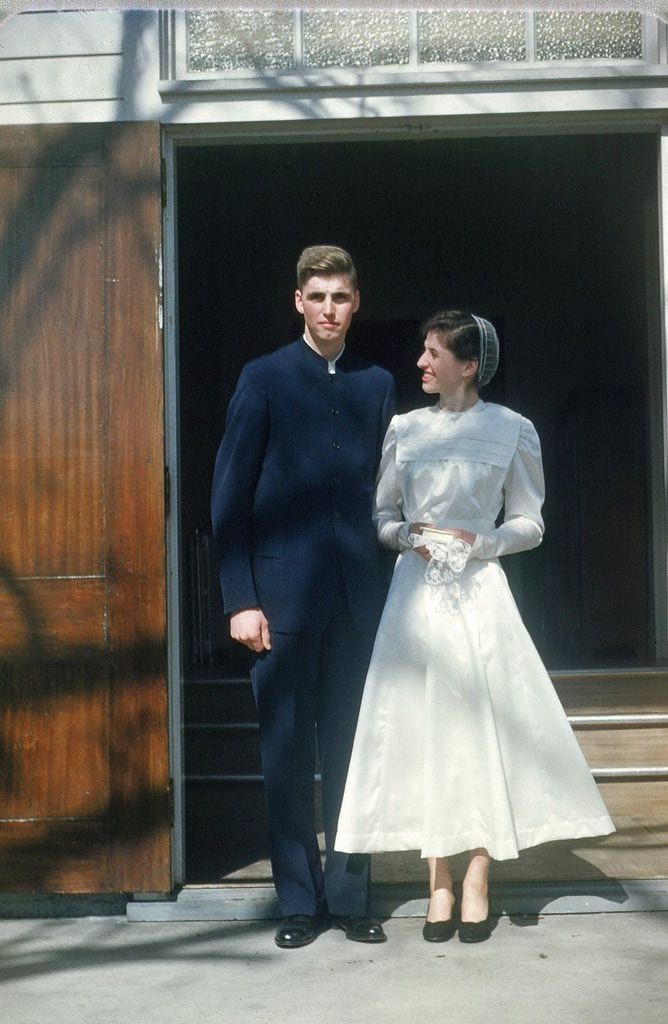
(0, 10), (160, 124)
(0, 54), (123, 106)
(0, 11), (124, 59)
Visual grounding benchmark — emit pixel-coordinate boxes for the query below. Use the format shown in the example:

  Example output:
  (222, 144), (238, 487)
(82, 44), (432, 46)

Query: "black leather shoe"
(458, 917), (492, 943)
(333, 916), (387, 943)
(274, 915), (320, 949)
(422, 918), (458, 942)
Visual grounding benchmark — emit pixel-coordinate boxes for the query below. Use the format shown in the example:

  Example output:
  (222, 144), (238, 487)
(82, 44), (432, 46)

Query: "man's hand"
(230, 608), (272, 652)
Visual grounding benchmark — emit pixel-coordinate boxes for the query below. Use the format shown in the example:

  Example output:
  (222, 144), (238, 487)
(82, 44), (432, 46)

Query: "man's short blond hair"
(296, 245), (358, 290)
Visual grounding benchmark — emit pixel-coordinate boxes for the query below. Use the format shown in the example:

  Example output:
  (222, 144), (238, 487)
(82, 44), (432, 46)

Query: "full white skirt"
(335, 552), (615, 861)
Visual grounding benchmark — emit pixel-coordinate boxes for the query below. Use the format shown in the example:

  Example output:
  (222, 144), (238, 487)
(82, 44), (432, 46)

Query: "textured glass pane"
(419, 11), (526, 64)
(535, 12), (642, 61)
(186, 11), (295, 72)
(303, 11), (410, 69)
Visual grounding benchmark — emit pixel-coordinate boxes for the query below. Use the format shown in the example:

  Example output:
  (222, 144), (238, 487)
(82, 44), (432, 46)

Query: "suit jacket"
(211, 339), (396, 633)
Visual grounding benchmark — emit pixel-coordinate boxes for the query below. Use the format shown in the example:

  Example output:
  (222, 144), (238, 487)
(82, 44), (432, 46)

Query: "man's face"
(295, 273), (360, 350)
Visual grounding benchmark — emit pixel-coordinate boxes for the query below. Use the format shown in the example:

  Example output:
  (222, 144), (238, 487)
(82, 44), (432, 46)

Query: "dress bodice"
(374, 400), (545, 560)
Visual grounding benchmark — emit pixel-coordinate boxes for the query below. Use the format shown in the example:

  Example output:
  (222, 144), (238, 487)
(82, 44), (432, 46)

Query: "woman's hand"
(409, 522), (432, 562)
(448, 528), (476, 547)
(408, 524), (477, 562)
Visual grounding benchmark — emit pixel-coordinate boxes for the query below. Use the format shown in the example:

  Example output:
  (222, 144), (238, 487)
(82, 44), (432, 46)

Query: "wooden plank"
(0, 658), (109, 820)
(0, 124), (104, 167)
(0, 123), (169, 894)
(554, 672), (668, 715)
(0, 820), (109, 893)
(0, 578), (105, 656)
(0, 581), (108, 819)
(0, 161), (105, 577)
(0, 11), (124, 60)
(104, 123), (170, 893)
(0, 55), (123, 106)
(573, 724), (668, 769)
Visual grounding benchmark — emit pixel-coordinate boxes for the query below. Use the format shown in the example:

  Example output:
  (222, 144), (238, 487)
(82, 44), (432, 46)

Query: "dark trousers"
(250, 587), (375, 917)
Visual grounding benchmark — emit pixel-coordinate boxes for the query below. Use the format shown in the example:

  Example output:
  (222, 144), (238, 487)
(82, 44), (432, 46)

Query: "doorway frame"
(161, 116), (668, 886)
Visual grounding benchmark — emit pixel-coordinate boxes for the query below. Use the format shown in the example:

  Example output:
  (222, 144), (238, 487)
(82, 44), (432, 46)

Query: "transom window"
(183, 9), (649, 76)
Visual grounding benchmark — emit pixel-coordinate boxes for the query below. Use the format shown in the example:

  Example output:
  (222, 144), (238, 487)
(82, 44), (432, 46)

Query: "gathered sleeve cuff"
(372, 419), (412, 551)
(470, 417), (545, 560)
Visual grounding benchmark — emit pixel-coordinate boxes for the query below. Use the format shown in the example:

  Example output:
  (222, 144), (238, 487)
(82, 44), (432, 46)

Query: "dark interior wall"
(176, 132), (659, 668)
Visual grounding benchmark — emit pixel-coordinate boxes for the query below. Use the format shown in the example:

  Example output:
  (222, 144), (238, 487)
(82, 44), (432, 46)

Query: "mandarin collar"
(298, 337), (349, 380)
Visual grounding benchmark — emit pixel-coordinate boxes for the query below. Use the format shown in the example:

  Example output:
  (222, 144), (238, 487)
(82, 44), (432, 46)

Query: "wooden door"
(0, 123), (170, 893)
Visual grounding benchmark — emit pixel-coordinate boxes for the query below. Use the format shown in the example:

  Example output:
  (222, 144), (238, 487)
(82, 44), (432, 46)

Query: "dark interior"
(176, 132), (660, 880)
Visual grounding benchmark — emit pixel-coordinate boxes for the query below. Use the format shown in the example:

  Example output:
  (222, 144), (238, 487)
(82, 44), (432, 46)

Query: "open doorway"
(174, 131), (661, 883)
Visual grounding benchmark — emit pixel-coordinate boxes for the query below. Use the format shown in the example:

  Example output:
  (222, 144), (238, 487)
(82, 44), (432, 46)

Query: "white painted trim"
(653, 127), (668, 661)
(162, 130), (186, 888)
(160, 62), (664, 93)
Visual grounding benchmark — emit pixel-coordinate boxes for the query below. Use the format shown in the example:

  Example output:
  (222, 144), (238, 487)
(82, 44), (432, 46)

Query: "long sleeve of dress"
(373, 419), (412, 552)
(470, 417), (545, 560)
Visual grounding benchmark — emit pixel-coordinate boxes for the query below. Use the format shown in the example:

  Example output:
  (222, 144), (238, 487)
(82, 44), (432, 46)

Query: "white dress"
(335, 400), (614, 861)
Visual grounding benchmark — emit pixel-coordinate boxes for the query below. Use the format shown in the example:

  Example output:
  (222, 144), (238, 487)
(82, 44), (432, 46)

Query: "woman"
(335, 311), (614, 943)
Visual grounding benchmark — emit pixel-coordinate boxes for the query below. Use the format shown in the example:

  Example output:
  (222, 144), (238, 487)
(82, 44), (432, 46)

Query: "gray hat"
(471, 315), (499, 387)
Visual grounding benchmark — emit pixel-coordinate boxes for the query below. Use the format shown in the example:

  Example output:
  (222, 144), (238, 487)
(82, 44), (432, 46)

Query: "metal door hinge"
(164, 466), (171, 518)
(168, 777), (175, 826)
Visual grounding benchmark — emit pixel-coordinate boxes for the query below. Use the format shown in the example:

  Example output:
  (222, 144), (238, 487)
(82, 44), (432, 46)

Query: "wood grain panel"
(553, 671), (668, 715)
(104, 123), (170, 892)
(0, 821), (109, 893)
(573, 724), (668, 769)
(0, 661), (108, 819)
(0, 159), (105, 577)
(0, 123), (169, 894)
(0, 125), (103, 167)
(0, 578), (105, 655)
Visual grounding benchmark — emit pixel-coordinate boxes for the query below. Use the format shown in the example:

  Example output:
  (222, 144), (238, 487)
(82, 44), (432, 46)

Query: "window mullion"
(294, 8), (303, 71)
(525, 10), (536, 64)
(409, 9), (419, 67)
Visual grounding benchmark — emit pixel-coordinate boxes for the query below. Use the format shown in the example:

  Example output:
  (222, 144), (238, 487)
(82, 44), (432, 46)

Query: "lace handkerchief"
(409, 527), (474, 613)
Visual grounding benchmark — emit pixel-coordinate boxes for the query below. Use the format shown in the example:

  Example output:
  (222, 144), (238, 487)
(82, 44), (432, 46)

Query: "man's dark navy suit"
(212, 339), (395, 916)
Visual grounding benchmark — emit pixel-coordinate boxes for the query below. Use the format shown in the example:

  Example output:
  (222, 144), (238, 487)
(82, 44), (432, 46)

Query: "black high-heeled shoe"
(422, 917), (458, 942)
(458, 916), (491, 943)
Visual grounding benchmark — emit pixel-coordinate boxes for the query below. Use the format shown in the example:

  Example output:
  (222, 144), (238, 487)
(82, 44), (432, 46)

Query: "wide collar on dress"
(395, 400), (522, 469)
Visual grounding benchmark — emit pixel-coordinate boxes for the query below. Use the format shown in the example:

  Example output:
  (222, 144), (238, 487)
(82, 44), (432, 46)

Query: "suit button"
(331, 408), (340, 415)
(333, 511), (341, 519)
(332, 442), (340, 449)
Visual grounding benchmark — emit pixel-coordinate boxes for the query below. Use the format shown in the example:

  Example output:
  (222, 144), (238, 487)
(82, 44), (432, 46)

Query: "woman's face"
(417, 330), (477, 398)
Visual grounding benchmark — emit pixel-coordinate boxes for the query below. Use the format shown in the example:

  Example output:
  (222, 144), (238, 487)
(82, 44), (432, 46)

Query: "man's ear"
(352, 290), (360, 314)
(295, 289), (304, 314)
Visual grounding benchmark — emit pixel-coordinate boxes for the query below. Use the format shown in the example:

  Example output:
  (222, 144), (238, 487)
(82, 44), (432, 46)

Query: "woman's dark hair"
(421, 310), (480, 364)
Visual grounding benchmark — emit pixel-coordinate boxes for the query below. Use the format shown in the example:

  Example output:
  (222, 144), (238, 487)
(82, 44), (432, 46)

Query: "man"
(211, 245), (396, 948)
